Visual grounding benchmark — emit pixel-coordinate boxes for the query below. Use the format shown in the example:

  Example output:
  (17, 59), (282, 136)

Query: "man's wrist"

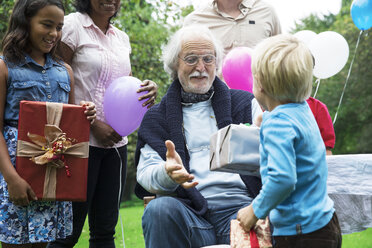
(162, 163), (179, 188)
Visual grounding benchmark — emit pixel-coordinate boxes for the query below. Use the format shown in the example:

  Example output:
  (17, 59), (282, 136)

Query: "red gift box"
(16, 100), (90, 201)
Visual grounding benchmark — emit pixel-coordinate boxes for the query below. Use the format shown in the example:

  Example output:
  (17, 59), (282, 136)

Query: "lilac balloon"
(222, 47), (253, 93)
(104, 76), (148, 137)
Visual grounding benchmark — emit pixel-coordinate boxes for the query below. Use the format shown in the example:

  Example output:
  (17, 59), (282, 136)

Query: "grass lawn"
(0, 200), (369, 247)
(75, 200), (145, 248)
(73, 200), (372, 248)
(342, 228), (372, 248)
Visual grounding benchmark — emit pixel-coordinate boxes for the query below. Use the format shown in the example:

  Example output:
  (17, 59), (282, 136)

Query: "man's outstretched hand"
(165, 140), (198, 189)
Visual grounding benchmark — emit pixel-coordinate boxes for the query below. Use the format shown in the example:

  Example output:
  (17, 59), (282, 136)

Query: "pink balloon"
(104, 76), (148, 137)
(222, 47), (253, 93)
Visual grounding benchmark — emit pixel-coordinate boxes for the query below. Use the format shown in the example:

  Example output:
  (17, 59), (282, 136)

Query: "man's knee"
(142, 197), (185, 226)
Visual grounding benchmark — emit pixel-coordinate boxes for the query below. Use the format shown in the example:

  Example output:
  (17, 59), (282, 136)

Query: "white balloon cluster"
(294, 30), (349, 79)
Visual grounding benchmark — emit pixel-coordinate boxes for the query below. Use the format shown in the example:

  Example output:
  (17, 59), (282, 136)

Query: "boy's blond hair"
(252, 34), (313, 103)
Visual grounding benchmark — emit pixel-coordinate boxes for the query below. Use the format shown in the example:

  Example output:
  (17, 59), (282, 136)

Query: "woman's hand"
(80, 101), (96, 124)
(7, 175), (37, 206)
(137, 80), (158, 108)
(91, 120), (122, 147)
(237, 204), (259, 232)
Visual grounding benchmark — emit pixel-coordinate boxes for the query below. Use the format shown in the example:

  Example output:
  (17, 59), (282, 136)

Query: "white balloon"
(308, 31), (349, 79)
(294, 30), (317, 47)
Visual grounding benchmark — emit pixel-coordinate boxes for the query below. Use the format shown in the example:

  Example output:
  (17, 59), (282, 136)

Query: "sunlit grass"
(75, 199), (145, 248)
(74, 200), (372, 248)
(0, 200), (369, 248)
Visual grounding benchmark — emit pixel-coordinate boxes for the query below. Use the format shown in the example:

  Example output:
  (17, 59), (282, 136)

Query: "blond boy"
(237, 34), (342, 247)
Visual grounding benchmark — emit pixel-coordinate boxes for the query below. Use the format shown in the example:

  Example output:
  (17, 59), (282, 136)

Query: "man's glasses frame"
(178, 54), (216, 66)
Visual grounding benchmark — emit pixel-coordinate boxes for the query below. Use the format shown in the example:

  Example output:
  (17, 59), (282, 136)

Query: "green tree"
(294, 1), (372, 154)
(0, 0), (13, 41)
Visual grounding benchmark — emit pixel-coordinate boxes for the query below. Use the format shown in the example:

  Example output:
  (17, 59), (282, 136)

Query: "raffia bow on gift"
(16, 102), (89, 200)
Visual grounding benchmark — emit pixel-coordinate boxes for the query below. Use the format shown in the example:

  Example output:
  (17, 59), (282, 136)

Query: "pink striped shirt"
(62, 12), (131, 147)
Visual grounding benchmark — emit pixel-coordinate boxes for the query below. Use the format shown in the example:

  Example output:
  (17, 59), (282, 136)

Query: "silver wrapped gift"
(327, 154), (372, 234)
(210, 124), (260, 176)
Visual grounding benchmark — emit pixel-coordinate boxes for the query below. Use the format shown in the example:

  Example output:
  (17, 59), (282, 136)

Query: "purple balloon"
(222, 47), (253, 93)
(104, 76), (148, 137)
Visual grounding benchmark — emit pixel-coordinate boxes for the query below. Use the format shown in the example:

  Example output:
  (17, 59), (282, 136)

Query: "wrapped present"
(16, 100), (90, 201)
(210, 124), (260, 176)
(230, 218), (272, 248)
(326, 154), (372, 234)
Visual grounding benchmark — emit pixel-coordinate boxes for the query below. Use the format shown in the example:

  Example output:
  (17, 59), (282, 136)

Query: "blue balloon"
(351, 0), (372, 30)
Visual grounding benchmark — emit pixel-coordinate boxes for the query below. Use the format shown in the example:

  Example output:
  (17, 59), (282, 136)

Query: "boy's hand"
(237, 204), (259, 232)
(80, 101), (96, 124)
(253, 113), (263, 127)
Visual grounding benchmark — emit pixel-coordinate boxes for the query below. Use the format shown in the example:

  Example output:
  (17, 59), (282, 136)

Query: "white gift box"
(209, 124), (260, 176)
(327, 154), (372, 234)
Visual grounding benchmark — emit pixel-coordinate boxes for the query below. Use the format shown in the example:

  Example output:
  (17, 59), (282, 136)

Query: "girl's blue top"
(1, 54), (71, 126)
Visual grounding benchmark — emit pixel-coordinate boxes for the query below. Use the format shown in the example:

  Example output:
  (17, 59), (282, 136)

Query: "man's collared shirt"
(184, 0), (282, 56)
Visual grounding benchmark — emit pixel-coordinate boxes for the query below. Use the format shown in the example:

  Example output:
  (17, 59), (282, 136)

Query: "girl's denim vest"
(1, 54), (71, 127)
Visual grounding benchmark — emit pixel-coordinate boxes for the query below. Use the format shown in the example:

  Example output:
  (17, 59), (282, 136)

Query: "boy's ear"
(254, 77), (265, 93)
(259, 84), (265, 93)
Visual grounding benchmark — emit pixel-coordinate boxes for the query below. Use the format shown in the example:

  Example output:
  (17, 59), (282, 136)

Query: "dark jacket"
(135, 77), (262, 216)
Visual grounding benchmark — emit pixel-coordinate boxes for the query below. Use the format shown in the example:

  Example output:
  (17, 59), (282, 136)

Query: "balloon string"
(313, 78), (321, 98)
(333, 30), (363, 125)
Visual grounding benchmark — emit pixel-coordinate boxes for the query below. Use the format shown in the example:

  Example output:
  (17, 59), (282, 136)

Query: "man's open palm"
(165, 140), (198, 189)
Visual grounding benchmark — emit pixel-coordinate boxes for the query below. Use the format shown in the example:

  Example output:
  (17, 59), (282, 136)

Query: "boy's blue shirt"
(252, 101), (334, 236)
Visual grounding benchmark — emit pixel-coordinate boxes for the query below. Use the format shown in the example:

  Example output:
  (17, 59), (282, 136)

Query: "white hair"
(162, 25), (224, 80)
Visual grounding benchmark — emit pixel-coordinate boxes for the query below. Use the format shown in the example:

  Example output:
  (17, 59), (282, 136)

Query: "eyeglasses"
(179, 54), (216, 66)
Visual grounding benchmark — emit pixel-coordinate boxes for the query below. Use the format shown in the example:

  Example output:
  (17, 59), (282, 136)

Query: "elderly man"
(135, 26), (262, 247)
(184, 0), (281, 56)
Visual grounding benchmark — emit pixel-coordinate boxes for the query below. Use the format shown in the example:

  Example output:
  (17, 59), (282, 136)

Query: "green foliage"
(293, 13), (336, 33)
(342, 0), (353, 8)
(117, 1), (173, 97)
(294, 4), (372, 154)
(0, 0), (13, 43)
(61, 0), (75, 14)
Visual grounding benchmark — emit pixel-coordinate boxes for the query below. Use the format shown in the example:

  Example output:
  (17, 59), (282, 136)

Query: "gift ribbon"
(214, 125), (232, 168)
(250, 229), (260, 248)
(16, 102), (89, 200)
